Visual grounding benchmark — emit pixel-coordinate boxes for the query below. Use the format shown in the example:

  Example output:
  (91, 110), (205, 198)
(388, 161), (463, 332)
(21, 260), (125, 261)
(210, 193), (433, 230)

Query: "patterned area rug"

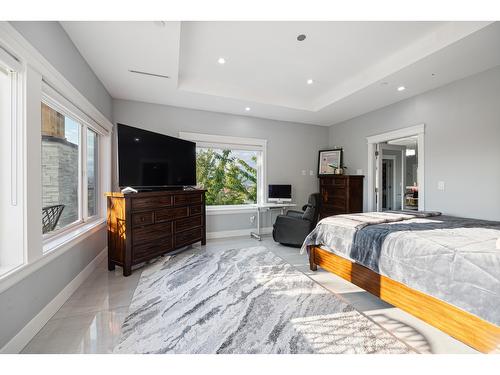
(114, 246), (414, 354)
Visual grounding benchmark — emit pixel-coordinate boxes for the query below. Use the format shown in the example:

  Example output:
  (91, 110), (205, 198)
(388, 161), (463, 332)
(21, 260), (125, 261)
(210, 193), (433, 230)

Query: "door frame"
(367, 124), (425, 212)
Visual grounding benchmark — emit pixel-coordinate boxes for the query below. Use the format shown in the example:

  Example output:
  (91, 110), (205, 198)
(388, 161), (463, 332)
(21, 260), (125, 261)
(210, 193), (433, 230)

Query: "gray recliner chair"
(272, 193), (321, 247)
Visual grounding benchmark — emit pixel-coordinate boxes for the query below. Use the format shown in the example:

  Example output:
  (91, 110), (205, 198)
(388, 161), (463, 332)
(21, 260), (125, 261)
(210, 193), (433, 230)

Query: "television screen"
(117, 123), (196, 188)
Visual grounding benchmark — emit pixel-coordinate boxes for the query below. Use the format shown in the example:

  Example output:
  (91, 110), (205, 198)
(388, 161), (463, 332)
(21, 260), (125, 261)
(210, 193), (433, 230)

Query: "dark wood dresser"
(319, 175), (364, 219)
(106, 189), (206, 276)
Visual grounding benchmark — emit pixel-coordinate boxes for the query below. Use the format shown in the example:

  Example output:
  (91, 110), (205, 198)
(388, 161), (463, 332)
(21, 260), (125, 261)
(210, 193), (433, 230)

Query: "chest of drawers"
(106, 189), (206, 276)
(319, 175), (364, 219)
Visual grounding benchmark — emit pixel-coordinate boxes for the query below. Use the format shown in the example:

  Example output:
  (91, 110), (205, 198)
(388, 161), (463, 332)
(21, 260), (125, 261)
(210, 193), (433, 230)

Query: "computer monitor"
(268, 184), (292, 203)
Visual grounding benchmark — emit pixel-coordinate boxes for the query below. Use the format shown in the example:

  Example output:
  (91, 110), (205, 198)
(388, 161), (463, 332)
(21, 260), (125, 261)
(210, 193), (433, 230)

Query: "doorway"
(382, 157), (395, 210)
(367, 124), (425, 212)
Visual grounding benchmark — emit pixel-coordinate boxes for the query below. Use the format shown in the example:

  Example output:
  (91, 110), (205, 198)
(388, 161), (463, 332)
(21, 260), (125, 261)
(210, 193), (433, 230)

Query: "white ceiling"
(61, 21), (500, 126)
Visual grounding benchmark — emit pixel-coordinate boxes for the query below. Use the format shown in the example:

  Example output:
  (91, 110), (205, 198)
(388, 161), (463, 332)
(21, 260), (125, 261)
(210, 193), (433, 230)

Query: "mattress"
(302, 213), (500, 326)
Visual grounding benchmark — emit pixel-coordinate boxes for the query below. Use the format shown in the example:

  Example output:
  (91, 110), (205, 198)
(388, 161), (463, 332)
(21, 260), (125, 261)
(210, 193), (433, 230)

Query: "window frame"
(0, 22), (114, 289)
(85, 128), (99, 219)
(40, 84), (105, 246)
(0, 47), (25, 276)
(179, 132), (267, 211)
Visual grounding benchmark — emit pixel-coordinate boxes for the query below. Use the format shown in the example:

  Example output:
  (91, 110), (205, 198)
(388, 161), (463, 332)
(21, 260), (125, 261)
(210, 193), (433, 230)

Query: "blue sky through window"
(64, 116), (79, 145)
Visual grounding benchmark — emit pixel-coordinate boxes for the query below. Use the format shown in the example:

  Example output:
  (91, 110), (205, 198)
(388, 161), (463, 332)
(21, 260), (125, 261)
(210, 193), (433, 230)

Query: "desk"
(250, 202), (296, 240)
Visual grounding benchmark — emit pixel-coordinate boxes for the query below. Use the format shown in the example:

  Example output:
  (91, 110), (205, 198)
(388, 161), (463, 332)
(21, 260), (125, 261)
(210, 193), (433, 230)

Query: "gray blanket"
(302, 212), (500, 326)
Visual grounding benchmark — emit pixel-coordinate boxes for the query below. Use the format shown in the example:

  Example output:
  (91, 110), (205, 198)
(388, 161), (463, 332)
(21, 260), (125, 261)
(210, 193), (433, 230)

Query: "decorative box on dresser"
(106, 189), (206, 276)
(319, 175), (364, 219)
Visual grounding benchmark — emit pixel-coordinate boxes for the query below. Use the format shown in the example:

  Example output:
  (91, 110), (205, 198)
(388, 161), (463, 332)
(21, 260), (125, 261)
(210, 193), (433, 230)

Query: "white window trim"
(205, 204), (260, 215)
(0, 46), (25, 276)
(179, 131), (267, 211)
(40, 85), (104, 248)
(0, 22), (113, 286)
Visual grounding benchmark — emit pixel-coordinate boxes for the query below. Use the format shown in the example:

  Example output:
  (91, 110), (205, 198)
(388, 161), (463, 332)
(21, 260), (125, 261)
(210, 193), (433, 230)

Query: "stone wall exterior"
(42, 136), (79, 229)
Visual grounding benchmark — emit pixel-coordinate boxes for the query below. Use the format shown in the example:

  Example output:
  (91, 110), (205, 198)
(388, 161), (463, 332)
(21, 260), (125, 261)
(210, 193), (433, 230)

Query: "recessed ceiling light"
(307, 79), (314, 85)
(397, 86), (406, 92)
(297, 34), (306, 41)
(245, 107), (251, 112)
(217, 57), (226, 65)
(134, 137), (140, 142)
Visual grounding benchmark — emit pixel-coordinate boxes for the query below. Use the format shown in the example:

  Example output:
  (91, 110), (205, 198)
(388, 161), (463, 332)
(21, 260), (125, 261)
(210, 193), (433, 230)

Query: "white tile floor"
(21, 235), (477, 354)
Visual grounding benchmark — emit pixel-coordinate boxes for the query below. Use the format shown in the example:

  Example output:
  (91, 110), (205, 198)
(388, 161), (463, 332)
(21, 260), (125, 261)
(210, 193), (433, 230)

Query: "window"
(197, 147), (259, 205)
(0, 50), (23, 275)
(87, 129), (98, 217)
(41, 100), (100, 237)
(180, 132), (266, 207)
(0, 32), (112, 284)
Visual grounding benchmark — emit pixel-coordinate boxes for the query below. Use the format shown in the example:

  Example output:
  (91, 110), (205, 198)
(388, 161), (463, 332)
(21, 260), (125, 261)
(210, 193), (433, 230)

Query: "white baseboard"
(0, 247), (107, 354)
(207, 226), (273, 240)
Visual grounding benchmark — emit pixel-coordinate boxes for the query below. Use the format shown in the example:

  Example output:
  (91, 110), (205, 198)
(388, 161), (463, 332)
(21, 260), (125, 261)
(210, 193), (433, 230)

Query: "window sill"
(0, 218), (106, 294)
(43, 218), (106, 254)
(206, 205), (258, 216)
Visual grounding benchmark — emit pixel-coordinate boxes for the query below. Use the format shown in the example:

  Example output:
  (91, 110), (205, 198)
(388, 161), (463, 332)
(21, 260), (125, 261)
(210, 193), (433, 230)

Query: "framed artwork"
(318, 148), (343, 176)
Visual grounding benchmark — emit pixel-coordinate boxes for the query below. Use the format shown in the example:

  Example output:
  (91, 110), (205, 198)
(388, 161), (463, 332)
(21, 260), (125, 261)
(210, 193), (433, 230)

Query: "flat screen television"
(117, 123), (196, 189)
(268, 184), (292, 203)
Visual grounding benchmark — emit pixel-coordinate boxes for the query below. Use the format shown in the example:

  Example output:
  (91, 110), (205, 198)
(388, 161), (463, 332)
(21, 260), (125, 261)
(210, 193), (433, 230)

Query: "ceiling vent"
(128, 70), (170, 79)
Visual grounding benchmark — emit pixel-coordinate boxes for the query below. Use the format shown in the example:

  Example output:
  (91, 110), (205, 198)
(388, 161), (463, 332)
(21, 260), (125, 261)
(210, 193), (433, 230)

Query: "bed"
(302, 211), (500, 353)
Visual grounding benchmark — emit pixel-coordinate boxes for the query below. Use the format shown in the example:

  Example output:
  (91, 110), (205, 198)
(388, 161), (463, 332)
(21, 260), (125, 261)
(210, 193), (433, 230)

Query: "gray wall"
(9, 21), (113, 122)
(0, 229), (106, 349)
(113, 99), (330, 233)
(0, 22), (111, 350)
(329, 65), (500, 221)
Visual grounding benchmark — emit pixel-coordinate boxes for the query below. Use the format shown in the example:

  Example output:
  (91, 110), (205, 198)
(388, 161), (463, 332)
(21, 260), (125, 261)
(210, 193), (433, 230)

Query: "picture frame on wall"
(318, 148), (343, 176)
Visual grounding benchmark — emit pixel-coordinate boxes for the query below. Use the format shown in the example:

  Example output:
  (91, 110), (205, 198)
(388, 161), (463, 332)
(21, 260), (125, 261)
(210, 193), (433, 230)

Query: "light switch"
(309, 170), (314, 176)
(301, 170), (306, 176)
(438, 181), (445, 191)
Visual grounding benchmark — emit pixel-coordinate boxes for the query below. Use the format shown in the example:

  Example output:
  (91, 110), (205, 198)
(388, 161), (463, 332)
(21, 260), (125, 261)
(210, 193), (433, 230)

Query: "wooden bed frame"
(308, 245), (500, 353)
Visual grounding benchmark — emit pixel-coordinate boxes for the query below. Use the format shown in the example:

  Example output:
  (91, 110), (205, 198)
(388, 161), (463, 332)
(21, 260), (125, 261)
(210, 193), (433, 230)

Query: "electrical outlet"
(356, 169), (363, 175)
(250, 215), (255, 224)
(309, 170), (314, 176)
(438, 181), (445, 191)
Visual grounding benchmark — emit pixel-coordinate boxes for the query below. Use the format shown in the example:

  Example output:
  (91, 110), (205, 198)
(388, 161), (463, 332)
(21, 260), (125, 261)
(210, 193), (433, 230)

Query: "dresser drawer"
(173, 193), (202, 206)
(155, 206), (189, 223)
(132, 237), (173, 263)
(332, 178), (346, 188)
(189, 205), (203, 216)
(132, 212), (154, 227)
(132, 195), (172, 211)
(133, 222), (173, 244)
(174, 227), (202, 247)
(321, 207), (346, 218)
(175, 215), (202, 233)
(330, 195), (346, 208)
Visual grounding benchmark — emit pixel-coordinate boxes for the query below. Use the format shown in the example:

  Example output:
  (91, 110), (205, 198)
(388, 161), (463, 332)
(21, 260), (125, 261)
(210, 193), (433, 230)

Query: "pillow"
(302, 204), (315, 221)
